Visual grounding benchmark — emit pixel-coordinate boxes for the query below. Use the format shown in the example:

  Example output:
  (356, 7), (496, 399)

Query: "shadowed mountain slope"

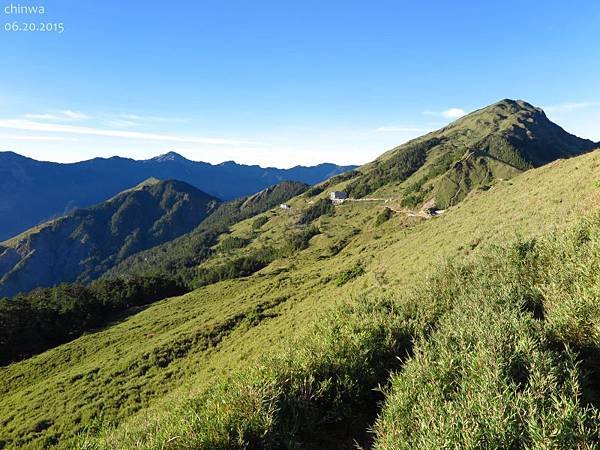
(0, 179), (219, 297)
(106, 179), (310, 279)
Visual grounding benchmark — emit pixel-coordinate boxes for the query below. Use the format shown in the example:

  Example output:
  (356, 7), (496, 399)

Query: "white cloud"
(441, 108), (466, 119)
(543, 102), (595, 113)
(0, 133), (73, 141)
(25, 110), (91, 122)
(423, 107), (466, 119)
(60, 110), (91, 120)
(101, 113), (187, 128)
(375, 125), (433, 133)
(0, 119), (251, 145)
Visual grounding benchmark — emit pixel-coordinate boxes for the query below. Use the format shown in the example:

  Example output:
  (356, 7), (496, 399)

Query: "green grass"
(373, 216), (600, 449)
(88, 296), (417, 449)
(1, 149), (600, 449)
(89, 210), (600, 450)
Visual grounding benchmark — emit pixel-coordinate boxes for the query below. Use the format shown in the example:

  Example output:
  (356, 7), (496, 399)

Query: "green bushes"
(400, 193), (421, 208)
(93, 297), (418, 449)
(303, 186), (324, 198)
(193, 247), (279, 287)
(373, 216), (600, 449)
(283, 226), (321, 253)
(373, 274), (599, 448)
(335, 265), (365, 286)
(219, 236), (251, 252)
(298, 198), (334, 225)
(374, 208), (393, 226)
(252, 215), (269, 230)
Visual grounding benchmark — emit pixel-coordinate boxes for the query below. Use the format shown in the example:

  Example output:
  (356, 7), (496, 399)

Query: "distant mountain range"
(0, 152), (356, 241)
(0, 178), (220, 297)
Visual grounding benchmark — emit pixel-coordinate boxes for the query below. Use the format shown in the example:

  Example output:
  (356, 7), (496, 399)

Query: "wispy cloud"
(25, 110), (92, 122)
(423, 107), (466, 119)
(0, 133), (73, 141)
(119, 114), (186, 123)
(0, 119), (251, 145)
(543, 101), (595, 113)
(24, 110), (184, 128)
(104, 119), (139, 128)
(375, 125), (433, 133)
(101, 113), (187, 128)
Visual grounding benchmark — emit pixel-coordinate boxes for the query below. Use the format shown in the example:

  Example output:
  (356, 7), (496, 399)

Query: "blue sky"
(1, 0), (599, 167)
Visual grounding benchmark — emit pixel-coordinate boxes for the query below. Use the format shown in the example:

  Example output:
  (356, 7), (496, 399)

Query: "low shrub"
(193, 247), (279, 288)
(282, 226), (321, 253)
(298, 198), (334, 225)
(373, 216), (600, 449)
(374, 208), (393, 226)
(335, 265), (365, 286)
(400, 194), (421, 208)
(218, 236), (251, 252)
(252, 216), (269, 230)
(303, 186), (324, 198)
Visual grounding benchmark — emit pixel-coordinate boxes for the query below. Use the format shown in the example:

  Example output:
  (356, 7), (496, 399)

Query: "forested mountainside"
(0, 180), (309, 364)
(0, 178), (219, 297)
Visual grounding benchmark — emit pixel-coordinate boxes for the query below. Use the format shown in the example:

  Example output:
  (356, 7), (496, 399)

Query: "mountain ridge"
(342, 98), (597, 208)
(2, 141), (599, 449)
(85, 99), (599, 284)
(0, 152), (356, 241)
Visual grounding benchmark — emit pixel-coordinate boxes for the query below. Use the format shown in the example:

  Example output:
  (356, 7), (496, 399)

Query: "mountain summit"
(344, 99), (597, 208)
(149, 151), (188, 163)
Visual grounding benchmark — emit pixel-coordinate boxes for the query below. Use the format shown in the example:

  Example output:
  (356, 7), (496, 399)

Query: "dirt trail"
(340, 196), (443, 219)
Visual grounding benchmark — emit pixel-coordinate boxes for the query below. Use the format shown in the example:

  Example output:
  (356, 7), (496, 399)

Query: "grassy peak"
(342, 99), (596, 208)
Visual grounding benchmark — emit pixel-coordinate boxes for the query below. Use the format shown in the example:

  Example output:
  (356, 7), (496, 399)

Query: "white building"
(329, 191), (347, 204)
(280, 203), (291, 210)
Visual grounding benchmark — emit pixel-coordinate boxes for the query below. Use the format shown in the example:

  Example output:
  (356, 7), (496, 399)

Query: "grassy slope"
(344, 99), (596, 208)
(1, 151), (599, 448)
